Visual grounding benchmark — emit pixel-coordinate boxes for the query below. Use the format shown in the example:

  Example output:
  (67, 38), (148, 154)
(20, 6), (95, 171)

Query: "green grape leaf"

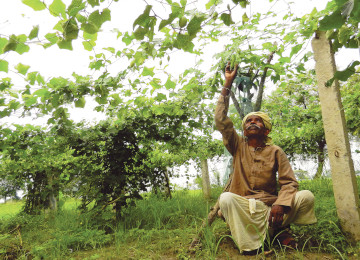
(326, 61), (360, 86)
(334, 60), (360, 81)
(24, 96), (38, 107)
(63, 19), (79, 40)
(3, 35), (18, 53)
(0, 38), (8, 55)
(122, 32), (134, 45)
(15, 34), (30, 54)
(87, 0), (99, 7)
(81, 22), (98, 34)
(57, 39), (73, 50)
(205, 0), (217, 10)
(150, 78), (162, 89)
(133, 27), (148, 40)
(174, 33), (194, 52)
(133, 5), (152, 29)
(165, 77), (176, 89)
(239, 0), (248, 8)
(83, 31), (97, 41)
(187, 15), (206, 36)
(33, 88), (50, 97)
(75, 97), (86, 108)
(155, 93), (167, 102)
(28, 25), (39, 40)
(68, 0), (86, 17)
(82, 41), (94, 51)
(0, 60), (9, 72)
(49, 0), (66, 18)
(220, 13), (234, 26)
(319, 10), (345, 31)
(141, 67), (155, 77)
(15, 63), (30, 75)
(21, 0), (46, 11)
(89, 8), (111, 30)
(242, 12), (249, 24)
(45, 33), (58, 44)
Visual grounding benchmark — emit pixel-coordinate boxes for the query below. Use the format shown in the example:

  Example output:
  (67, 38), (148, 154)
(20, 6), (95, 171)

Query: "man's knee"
(219, 192), (234, 210)
(296, 190), (315, 208)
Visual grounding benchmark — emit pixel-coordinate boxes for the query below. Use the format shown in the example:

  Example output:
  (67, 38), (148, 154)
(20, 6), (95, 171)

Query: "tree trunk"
(314, 140), (326, 179)
(254, 51), (275, 111)
(201, 159), (211, 199)
(312, 31), (360, 243)
(45, 174), (58, 213)
(164, 167), (172, 199)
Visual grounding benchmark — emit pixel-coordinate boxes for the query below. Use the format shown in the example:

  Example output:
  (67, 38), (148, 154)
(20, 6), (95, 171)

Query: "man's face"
(243, 115), (270, 138)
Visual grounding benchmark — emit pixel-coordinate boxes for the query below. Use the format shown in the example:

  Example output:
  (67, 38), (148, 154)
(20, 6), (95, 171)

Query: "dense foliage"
(263, 71), (326, 178)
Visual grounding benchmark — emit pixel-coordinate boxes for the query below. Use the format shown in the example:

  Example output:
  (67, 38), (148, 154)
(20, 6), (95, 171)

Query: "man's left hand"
(268, 205), (284, 228)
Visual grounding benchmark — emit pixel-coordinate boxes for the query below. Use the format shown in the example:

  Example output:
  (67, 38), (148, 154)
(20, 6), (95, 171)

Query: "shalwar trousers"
(219, 190), (317, 252)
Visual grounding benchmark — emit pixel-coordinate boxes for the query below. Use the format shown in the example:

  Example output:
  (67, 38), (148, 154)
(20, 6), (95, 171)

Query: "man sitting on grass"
(215, 63), (317, 255)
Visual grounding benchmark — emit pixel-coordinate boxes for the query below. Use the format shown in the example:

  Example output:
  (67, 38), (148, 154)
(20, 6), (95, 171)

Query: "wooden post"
(311, 31), (360, 242)
(201, 159), (211, 199)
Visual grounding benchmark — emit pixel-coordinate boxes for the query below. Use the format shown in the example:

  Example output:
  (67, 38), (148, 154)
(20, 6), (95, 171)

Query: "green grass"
(0, 179), (359, 259)
(0, 200), (24, 220)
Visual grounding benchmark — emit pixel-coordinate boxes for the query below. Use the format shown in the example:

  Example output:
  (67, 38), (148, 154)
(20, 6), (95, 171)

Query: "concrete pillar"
(311, 31), (360, 242)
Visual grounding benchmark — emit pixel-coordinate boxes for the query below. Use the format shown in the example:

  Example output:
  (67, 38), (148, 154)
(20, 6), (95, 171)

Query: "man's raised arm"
(214, 63), (240, 156)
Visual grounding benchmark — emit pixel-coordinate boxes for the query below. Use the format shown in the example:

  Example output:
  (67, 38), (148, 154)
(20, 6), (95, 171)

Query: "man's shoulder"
(266, 144), (285, 153)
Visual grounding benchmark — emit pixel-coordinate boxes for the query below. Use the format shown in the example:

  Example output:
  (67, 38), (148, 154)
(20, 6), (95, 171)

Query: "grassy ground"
(0, 178), (359, 259)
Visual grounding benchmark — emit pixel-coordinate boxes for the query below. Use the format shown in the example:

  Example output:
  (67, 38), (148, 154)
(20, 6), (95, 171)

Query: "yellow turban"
(242, 111), (272, 131)
(242, 111), (273, 145)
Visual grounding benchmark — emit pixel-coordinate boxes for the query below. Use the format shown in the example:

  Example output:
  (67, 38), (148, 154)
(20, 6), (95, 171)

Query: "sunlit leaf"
(49, 0), (66, 18)
(89, 8), (111, 30)
(155, 93), (167, 102)
(33, 88), (50, 97)
(141, 67), (155, 77)
(0, 60), (9, 73)
(57, 39), (73, 50)
(81, 22), (98, 34)
(165, 77), (176, 89)
(21, 0), (46, 11)
(205, 0), (216, 10)
(24, 96), (38, 107)
(28, 26), (39, 40)
(87, 0), (99, 7)
(15, 63), (30, 75)
(122, 32), (134, 46)
(242, 13), (249, 24)
(75, 97), (86, 108)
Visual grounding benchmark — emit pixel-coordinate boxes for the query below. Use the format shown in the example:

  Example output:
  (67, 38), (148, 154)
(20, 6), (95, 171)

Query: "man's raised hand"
(224, 62), (238, 87)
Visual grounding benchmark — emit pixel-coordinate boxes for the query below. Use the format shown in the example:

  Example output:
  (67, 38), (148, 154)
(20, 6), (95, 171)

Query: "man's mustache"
(246, 124), (261, 130)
